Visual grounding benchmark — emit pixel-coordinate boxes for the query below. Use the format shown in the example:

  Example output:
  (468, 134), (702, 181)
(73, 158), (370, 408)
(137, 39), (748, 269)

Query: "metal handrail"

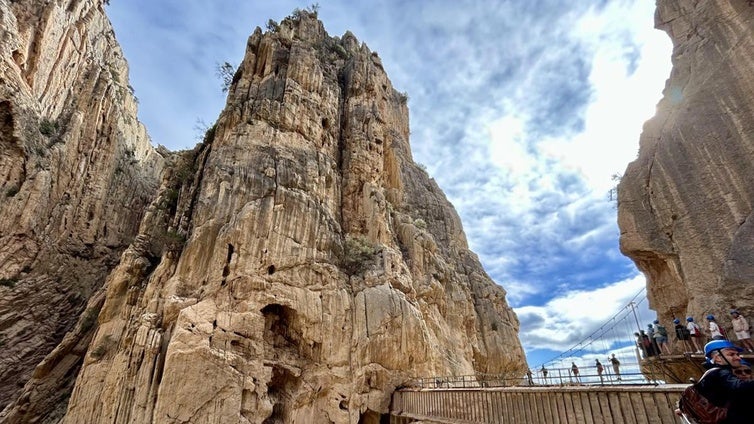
(409, 369), (657, 389)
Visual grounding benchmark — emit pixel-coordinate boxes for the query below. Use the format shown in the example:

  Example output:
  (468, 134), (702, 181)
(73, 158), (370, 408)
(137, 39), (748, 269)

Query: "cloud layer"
(106, 0), (672, 368)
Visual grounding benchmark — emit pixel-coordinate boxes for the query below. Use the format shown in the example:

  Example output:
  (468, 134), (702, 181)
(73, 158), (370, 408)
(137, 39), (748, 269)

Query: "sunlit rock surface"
(618, 1), (754, 326)
(0, 3), (525, 423)
(0, 0), (161, 421)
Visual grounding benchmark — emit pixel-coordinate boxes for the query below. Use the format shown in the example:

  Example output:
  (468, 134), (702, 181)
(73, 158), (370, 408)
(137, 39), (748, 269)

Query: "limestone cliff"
(0, 0), (162, 421)
(618, 1), (754, 328)
(0, 3), (525, 424)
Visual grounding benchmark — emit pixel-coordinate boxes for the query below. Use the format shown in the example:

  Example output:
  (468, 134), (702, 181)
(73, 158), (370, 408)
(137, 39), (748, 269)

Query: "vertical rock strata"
(618, 2), (754, 324)
(0, 4), (525, 424)
(0, 0), (162, 421)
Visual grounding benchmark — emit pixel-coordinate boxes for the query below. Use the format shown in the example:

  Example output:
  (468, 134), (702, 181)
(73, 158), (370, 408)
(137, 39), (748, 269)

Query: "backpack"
(677, 369), (729, 424)
(678, 326), (691, 338)
(690, 323), (701, 336)
(657, 325), (668, 337)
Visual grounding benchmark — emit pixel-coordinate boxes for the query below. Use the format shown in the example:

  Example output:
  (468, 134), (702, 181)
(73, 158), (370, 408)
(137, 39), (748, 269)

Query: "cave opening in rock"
(262, 365), (298, 424)
(261, 303), (300, 351)
(358, 410), (390, 424)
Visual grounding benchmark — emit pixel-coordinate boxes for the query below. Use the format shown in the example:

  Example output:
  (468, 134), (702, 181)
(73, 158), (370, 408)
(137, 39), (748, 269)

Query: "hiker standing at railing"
(571, 362), (581, 384)
(595, 359), (604, 383)
(609, 354), (621, 381)
(540, 365), (548, 384)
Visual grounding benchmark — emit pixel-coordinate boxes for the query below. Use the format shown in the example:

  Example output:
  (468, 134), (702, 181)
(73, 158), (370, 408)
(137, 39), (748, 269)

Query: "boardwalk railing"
(390, 384), (686, 424)
(411, 369), (657, 389)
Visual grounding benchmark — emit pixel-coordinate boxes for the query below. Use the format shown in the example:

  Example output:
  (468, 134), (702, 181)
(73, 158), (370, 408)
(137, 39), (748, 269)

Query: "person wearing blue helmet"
(694, 340), (754, 422)
(653, 319), (671, 355)
(674, 318), (694, 353)
(707, 314), (726, 340)
(686, 317), (703, 353)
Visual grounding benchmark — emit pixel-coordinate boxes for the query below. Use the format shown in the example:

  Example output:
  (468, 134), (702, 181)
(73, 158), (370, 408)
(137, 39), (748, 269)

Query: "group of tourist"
(637, 310), (754, 357)
(535, 354), (621, 385)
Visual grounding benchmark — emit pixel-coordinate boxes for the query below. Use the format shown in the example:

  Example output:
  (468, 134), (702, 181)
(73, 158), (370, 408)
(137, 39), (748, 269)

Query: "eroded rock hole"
(222, 243), (234, 278)
(267, 265), (275, 275)
(0, 101), (14, 142)
(358, 410), (389, 424)
(261, 304), (299, 351)
(262, 365), (297, 424)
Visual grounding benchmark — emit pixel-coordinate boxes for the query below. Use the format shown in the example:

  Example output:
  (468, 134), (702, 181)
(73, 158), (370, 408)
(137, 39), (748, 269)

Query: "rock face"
(0, 0), (162, 421)
(0, 4), (526, 424)
(618, 1), (754, 328)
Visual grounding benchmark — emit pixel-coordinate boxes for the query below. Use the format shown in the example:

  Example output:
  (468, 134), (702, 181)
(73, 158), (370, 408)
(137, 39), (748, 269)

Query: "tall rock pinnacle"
(0, 4), (526, 423)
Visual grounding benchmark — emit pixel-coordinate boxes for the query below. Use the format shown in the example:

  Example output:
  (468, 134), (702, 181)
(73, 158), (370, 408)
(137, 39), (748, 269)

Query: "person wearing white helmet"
(730, 310), (754, 353)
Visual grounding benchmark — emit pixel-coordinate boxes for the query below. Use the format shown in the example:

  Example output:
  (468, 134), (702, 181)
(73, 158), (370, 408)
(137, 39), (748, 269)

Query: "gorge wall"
(0, 0), (162, 421)
(618, 1), (754, 328)
(0, 1), (526, 423)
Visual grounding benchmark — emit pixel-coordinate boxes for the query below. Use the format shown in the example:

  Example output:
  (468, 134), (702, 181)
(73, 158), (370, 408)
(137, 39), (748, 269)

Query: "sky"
(106, 0), (673, 373)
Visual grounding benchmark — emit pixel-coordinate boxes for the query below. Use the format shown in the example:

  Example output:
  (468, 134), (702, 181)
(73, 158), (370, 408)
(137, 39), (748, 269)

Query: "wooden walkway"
(389, 384), (686, 424)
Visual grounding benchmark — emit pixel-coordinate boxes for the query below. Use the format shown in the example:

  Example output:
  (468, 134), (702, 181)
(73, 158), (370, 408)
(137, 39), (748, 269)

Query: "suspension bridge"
(386, 288), (748, 423)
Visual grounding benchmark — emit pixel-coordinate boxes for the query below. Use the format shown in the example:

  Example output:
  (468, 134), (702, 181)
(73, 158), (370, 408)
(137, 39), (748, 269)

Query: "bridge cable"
(536, 286), (647, 369)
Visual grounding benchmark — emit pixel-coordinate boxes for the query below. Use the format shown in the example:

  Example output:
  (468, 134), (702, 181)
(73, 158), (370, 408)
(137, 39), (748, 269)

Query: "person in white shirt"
(730, 309), (754, 352)
(707, 314), (725, 340)
(687, 316), (703, 353)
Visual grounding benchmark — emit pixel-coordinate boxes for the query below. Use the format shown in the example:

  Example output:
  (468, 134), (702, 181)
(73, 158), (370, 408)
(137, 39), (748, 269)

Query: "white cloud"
(515, 273), (651, 356)
(538, 1), (672, 192)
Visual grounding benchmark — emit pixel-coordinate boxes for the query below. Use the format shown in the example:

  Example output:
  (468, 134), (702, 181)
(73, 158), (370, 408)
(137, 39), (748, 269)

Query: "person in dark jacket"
(674, 318), (694, 353)
(696, 340), (754, 423)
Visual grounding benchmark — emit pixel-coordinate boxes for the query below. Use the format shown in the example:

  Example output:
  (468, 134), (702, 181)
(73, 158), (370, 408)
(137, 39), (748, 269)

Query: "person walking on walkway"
(653, 319), (672, 355)
(687, 317), (704, 353)
(609, 354), (621, 381)
(647, 323), (660, 354)
(675, 318), (694, 353)
(595, 359), (604, 383)
(540, 365), (548, 384)
(640, 330), (657, 356)
(707, 314), (726, 340)
(730, 310), (754, 352)
(571, 362), (580, 384)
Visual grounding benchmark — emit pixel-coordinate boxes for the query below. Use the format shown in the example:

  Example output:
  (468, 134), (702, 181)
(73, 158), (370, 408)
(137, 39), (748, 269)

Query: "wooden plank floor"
(391, 385), (687, 424)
